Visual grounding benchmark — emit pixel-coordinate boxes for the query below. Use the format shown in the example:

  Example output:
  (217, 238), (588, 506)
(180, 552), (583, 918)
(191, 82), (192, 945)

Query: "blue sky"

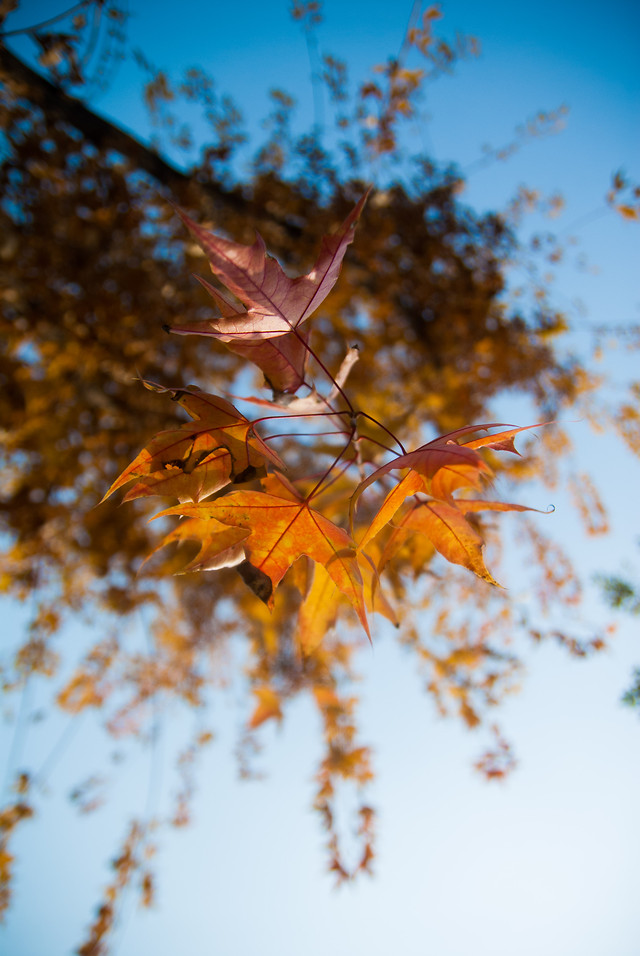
(2, 2), (640, 955)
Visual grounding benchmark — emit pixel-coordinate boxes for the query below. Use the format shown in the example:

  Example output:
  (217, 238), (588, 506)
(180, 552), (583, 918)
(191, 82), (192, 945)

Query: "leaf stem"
(355, 433), (400, 456)
(306, 429), (356, 502)
(308, 457), (354, 499)
(290, 324), (354, 413)
(355, 411), (406, 454)
(250, 410), (350, 425)
(263, 430), (351, 442)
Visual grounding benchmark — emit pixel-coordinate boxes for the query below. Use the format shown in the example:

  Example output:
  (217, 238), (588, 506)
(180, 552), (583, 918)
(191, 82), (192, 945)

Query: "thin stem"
(558, 205), (610, 238)
(34, 712), (84, 787)
(308, 457), (354, 499)
(249, 409), (351, 450)
(306, 429), (355, 502)
(139, 607), (163, 824)
(398, 0), (422, 63)
(250, 409), (351, 426)
(96, 612), (163, 956)
(355, 410), (406, 454)
(263, 429), (350, 442)
(2, 676), (32, 800)
(290, 324), (354, 413)
(355, 433), (400, 456)
(0, 0), (91, 38)
(303, 22), (324, 133)
(78, 0), (102, 72)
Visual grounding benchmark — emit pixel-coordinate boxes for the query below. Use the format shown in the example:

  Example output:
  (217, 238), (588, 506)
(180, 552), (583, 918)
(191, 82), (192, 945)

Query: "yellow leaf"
(248, 687), (282, 729)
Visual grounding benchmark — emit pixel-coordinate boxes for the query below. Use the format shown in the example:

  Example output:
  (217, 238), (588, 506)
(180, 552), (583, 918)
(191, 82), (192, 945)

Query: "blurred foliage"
(597, 549), (640, 711)
(621, 671), (640, 709)
(599, 575), (640, 615)
(0, 2), (638, 951)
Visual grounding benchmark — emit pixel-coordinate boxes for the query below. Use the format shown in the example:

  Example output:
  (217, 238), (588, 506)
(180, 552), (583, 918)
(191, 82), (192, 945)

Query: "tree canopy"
(0, 2), (638, 952)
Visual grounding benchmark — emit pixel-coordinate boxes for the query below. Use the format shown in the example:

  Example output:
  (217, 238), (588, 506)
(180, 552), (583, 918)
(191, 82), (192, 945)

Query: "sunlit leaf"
(157, 490), (369, 637)
(166, 193), (369, 392)
(102, 384), (283, 503)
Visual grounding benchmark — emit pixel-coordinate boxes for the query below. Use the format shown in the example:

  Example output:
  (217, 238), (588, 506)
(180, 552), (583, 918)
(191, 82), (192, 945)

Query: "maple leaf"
(353, 424), (548, 583)
(147, 514), (249, 573)
(295, 549), (396, 654)
(352, 423), (545, 523)
(101, 384), (284, 504)
(359, 549), (399, 625)
(190, 275), (312, 395)
(295, 561), (343, 655)
(155, 489), (370, 638)
(391, 498), (502, 585)
(165, 192), (369, 393)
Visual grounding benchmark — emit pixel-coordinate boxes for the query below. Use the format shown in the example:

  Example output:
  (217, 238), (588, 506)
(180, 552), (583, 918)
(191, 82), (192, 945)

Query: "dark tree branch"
(1, 43), (369, 269)
(0, 42), (252, 217)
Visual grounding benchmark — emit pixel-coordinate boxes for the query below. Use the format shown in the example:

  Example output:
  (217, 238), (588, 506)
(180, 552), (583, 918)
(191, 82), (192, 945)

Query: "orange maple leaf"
(147, 514), (249, 573)
(393, 498), (501, 585)
(101, 384), (283, 504)
(156, 489), (369, 638)
(295, 550), (396, 654)
(295, 561), (343, 654)
(353, 423), (548, 584)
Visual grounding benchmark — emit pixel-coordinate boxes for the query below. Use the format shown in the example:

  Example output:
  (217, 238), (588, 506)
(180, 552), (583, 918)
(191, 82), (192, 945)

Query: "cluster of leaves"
(102, 193), (545, 646)
(89, 193), (554, 921)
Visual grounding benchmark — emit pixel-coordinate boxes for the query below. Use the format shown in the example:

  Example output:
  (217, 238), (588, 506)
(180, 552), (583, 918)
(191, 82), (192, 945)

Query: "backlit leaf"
(102, 385), (283, 503)
(157, 491), (369, 638)
(148, 514), (249, 572)
(354, 424), (549, 582)
(402, 499), (499, 585)
(166, 193), (369, 392)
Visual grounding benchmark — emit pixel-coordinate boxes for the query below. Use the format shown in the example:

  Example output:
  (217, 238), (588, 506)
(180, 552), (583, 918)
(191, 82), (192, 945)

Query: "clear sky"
(1, 2), (640, 955)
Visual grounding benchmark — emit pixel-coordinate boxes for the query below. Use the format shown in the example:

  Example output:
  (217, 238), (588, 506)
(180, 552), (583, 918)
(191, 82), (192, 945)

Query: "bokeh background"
(1, 2), (639, 954)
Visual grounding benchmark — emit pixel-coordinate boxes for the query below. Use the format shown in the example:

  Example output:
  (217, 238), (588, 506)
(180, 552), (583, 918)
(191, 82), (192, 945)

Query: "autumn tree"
(0, 2), (638, 951)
